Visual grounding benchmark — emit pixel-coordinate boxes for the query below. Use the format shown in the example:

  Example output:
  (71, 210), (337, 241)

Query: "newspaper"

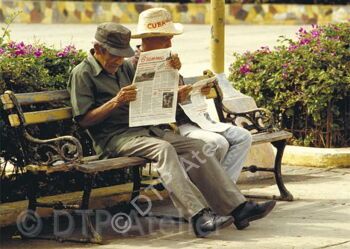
(216, 73), (242, 99)
(129, 48), (179, 127)
(216, 72), (258, 112)
(179, 76), (231, 132)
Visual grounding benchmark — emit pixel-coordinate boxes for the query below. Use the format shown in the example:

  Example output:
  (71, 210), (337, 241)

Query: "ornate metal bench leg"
(80, 174), (102, 244)
(131, 166), (142, 201)
(271, 140), (294, 201)
(127, 166), (155, 217)
(118, 166), (143, 215)
(26, 172), (38, 212)
(17, 171), (40, 240)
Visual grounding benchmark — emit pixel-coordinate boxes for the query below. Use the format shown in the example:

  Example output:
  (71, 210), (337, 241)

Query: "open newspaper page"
(216, 72), (258, 112)
(216, 73), (242, 99)
(129, 48), (179, 127)
(179, 76), (231, 132)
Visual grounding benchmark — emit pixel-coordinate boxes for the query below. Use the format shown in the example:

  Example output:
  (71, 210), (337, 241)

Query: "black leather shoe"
(192, 209), (233, 238)
(232, 200), (276, 230)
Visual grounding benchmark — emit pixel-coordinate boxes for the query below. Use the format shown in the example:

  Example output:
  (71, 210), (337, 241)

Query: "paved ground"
(1, 165), (349, 249)
(8, 24), (306, 76)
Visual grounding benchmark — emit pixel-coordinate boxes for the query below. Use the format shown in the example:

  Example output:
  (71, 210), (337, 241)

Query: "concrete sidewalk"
(1, 165), (349, 249)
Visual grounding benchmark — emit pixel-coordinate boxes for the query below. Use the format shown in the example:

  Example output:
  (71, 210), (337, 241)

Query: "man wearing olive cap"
(68, 22), (275, 238)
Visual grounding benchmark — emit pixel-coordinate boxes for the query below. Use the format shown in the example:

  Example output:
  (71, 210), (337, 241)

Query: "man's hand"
(111, 85), (138, 106)
(200, 82), (214, 96)
(178, 85), (192, 103)
(169, 53), (181, 70)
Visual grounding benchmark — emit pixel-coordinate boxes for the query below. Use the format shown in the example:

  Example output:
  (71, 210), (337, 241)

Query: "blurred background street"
(9, 24), (305, 76)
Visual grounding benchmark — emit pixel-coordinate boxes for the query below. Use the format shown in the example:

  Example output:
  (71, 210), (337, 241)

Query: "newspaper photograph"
(129, 48), (179, 127)
(179, 76), (231, 132)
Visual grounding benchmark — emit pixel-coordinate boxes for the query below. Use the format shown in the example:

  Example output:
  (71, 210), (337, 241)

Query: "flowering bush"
(0, 18), (87, 170)
(229, 23), (350, 148)
(0, 41), (86, 93)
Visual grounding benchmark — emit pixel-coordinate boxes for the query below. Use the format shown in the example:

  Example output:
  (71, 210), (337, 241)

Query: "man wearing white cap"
(130, 7), (275, 235)
(131, 8), (252, 185)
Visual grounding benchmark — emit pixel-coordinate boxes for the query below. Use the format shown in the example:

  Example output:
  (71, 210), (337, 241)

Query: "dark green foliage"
(229, 23), (350, 147)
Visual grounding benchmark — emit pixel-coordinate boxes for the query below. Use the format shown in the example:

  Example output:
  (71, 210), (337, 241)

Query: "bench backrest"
(1, 75), (220, 128)
(1, 90), (72, 128)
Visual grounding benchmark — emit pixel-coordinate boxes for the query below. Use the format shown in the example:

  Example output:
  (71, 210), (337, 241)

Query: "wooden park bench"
(0, 75), (293, 243)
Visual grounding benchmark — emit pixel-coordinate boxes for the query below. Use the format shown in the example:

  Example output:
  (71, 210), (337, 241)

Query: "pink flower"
(15, 41), (25, 50)
(56, 45), (77, 57)
(33, 49), (43, 57)
(15, 41), (23, 46)
(56, 51), (67, 57)
(14, 49), (26, 56)
(298, 27), (307, 35)
(299, 38), (311, 45)
(288, 44), (299, 51)
(311, 30), (320, 38)
(0, 47), (5, 54)
(239, 64), (251, 75)
(7, 41), (35, 57)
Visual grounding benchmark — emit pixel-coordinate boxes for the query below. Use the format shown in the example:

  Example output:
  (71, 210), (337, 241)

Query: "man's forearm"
(78, 99), (119, 128)
(78, 84), (137, 128)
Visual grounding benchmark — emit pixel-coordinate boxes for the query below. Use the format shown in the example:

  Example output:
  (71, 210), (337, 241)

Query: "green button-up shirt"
(68, 50), (153, 157)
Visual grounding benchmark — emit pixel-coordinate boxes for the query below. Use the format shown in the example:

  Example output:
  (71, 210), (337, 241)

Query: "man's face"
(95, 46), (124, 74)
(142, 35), (173, 51)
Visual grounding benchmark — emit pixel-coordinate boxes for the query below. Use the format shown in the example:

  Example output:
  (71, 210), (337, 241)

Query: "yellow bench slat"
(0, 93), (14, 110)
(8, 107), (72, 127)
(14, 90), (69, 105)
(1, 90), (70, 110)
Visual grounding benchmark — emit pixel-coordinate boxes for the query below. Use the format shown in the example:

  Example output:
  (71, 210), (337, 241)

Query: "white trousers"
(178, 124), (252, 183)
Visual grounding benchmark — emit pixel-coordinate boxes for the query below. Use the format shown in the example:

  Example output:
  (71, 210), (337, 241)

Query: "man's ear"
(93, 44), (100, 54)
(94, 44), (104, 55)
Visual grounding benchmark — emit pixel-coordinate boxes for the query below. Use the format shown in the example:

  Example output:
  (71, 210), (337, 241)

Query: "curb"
(282, 145), (350, 168)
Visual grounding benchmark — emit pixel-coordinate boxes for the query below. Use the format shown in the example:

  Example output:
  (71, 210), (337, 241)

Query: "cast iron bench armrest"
(3, 90), (84, 167)
(23, 130), (84, 167)
(222, 106), (275, 133)
(210, 80), (274, 133)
